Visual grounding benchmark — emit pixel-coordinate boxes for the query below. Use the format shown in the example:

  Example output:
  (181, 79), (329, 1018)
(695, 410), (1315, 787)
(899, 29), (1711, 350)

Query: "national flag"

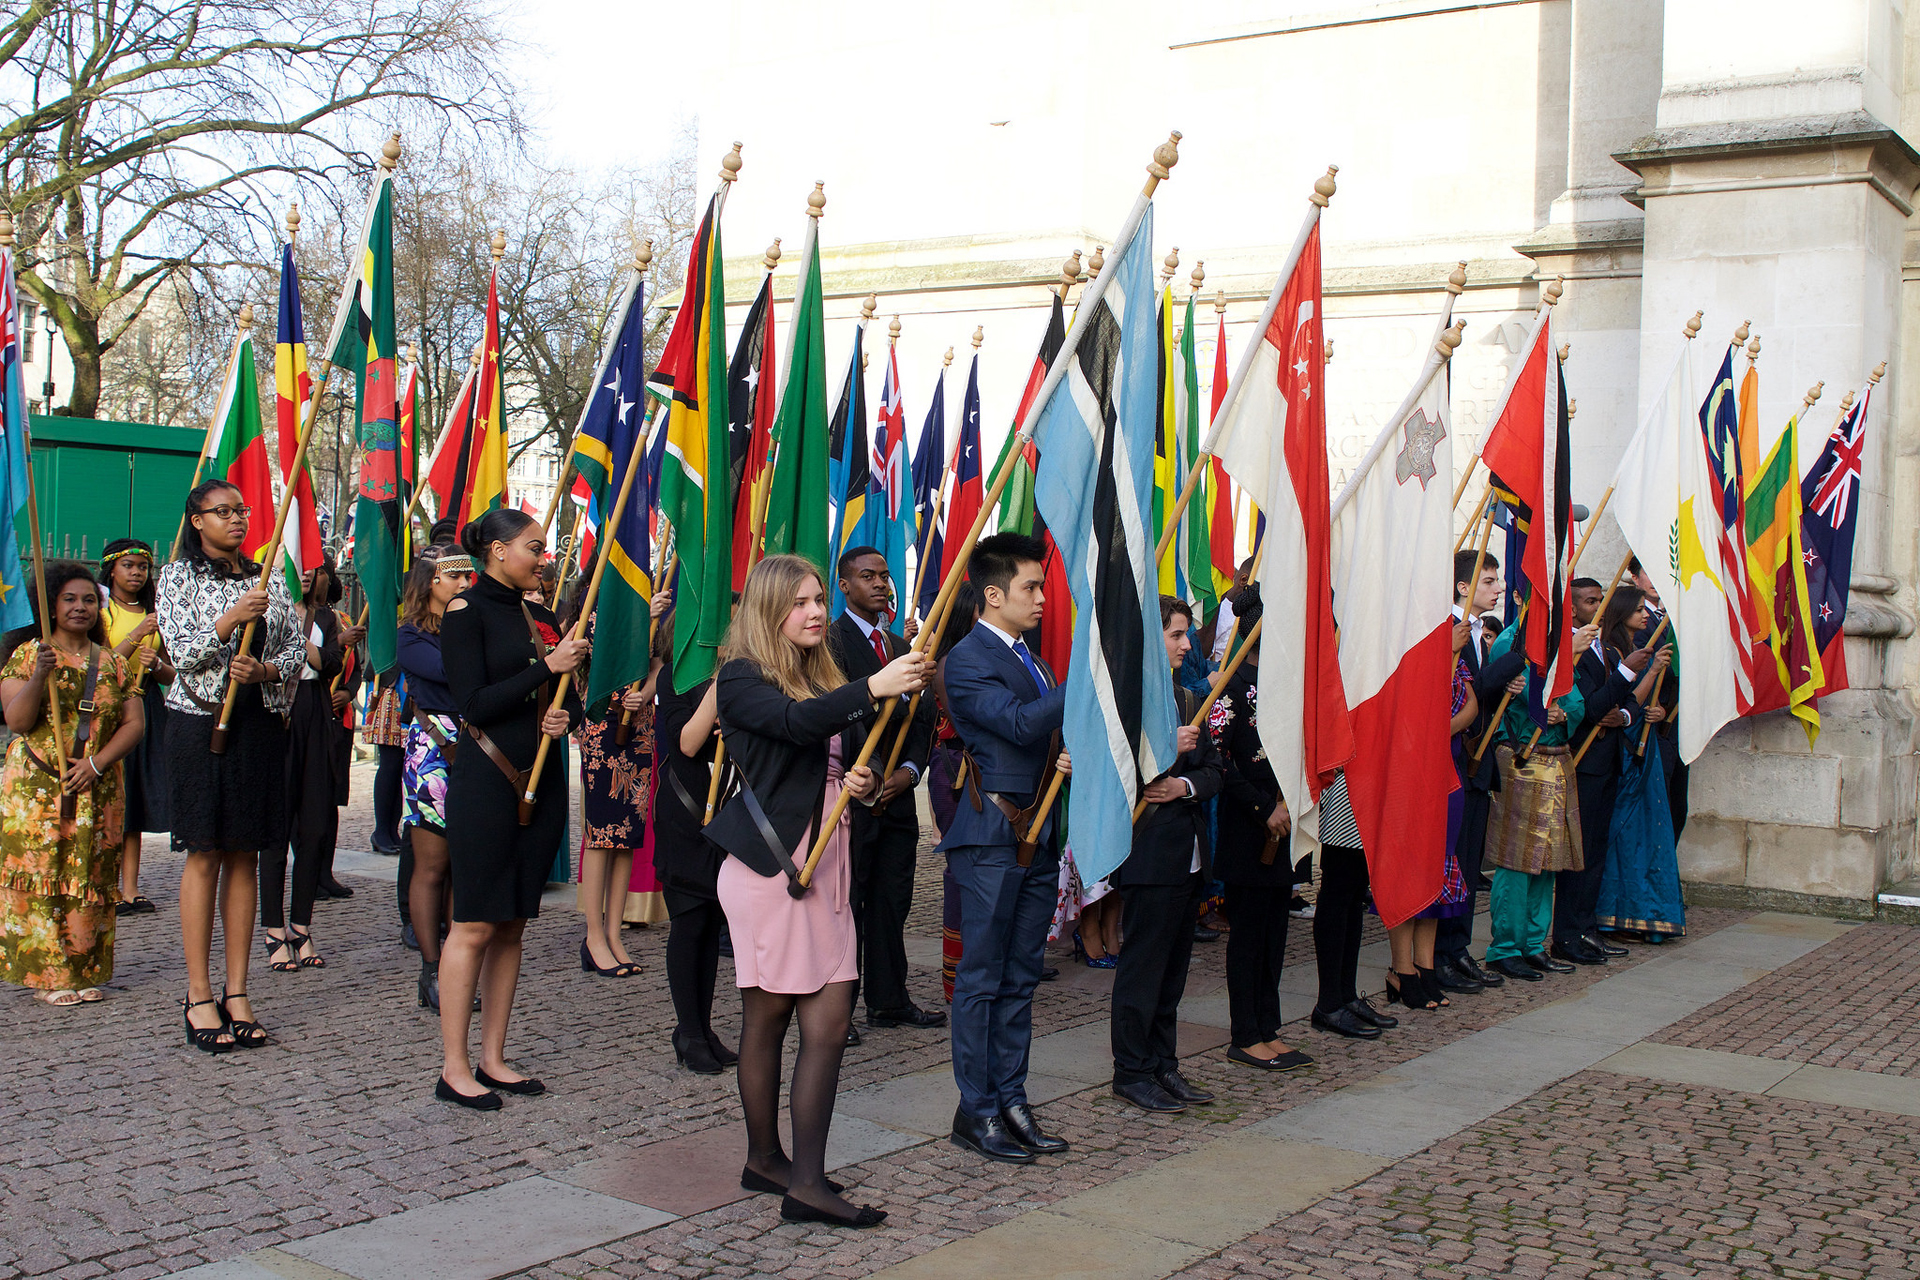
(1328, 300), (1458, 927)
(397, 349), (421, 560)
(726, 271), (776, 592)
(1207, 311), (1236, 602)
(1741, 402), (1822, 737)
(273, 244), (323, 600)
(1154, 287), (1182, 596)
(1802, 378), (1871, 709)
(647, 193), (730, 692)
(1030, 202), (1180, 888)
(865, 341), (912, 632)
(459, 264), (510, 530)
(1610, 344), (1752, 762)
(1178, 291), (1214, 621)
(1478, 305), (1574, 722)
(324, 172), (402, 672)
(910, 359), (948, 620)
(760, 219), (831, 572)
(568, 472), (598, 573)
(422, 360), (477, 520)
(206, 329), (275, 565)
(989, 294), (1072, 677)
(825, 323), (869, 615)
(0, 241), (39, 630)
(1212, 217), (1354, 826)
(1701, 343), (1765, 655)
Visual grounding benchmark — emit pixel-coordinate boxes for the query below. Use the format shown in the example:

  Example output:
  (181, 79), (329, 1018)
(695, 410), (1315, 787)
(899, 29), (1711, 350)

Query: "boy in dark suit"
(828, 546), (942, 1035)
(1108, 596), (1223, 1113)
(938, 534), (1071, 1164)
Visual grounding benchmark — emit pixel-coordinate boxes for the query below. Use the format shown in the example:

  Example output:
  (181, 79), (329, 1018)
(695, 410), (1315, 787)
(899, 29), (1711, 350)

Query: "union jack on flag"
(1808, 395), (1866, 524)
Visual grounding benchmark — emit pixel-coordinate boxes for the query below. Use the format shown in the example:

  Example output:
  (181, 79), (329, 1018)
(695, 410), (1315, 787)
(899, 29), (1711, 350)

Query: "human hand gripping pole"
(1574, 613), (1671, 766)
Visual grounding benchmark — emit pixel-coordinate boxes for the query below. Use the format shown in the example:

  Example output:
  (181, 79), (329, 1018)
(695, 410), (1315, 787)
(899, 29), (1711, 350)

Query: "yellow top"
(102, 597), (159, 657)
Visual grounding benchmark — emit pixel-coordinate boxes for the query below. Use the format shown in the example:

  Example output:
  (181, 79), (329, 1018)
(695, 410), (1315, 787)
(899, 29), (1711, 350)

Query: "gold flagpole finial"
(1214, 288), (1227, 316)
(764, 238), (782, 272)
(1747, 333), (1761, 364)
(1310, 165), (1339, 208)
(1733, 319), (1751, 344)
(1804, 381), (1824, 409)
(1160, 245), (1180, 288)
(286, 202), (301, 243)
(1683, 311), (1703, 340)
(0, 208), (13, 248)
(378, 131), (402, 171)
(1058, 250), (1082, 299)
(490, 230), (507, 263)
(238, 302), (254, 330)
(1324, 339), (1334, 365)
(806, 181), (826, 220)
(860, 293), (877, 323)
(1840, 389), (1856, 412)
(636, 238), (654, 273)
(1144, 131), (1182, 194)
(1437, 318), (1466, 360)
(943, 347), (954, 368)
(1087, 245), (1105, 280)
(1568, 398), (1578, 419)
(1870, 360), (1888, 384)
(1559, 341), (1572, 363)
(1448, 261), (1468, 294)
(1189, 260), (1205, 295)
(719, 143), (743, 184)
(1540, 275), (1565, 308)
(972, 325), (984, 350)
(888, 316), (901, 346)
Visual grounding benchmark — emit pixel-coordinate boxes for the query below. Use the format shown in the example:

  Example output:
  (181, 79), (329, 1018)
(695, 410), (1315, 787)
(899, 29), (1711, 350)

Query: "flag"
(648, 193), (731, 692)
(1478, 305), (1573, 722)
(1030, 201), (1179, 888)
(1328, 302), (1458, 927)
(1802, 379), (1871, 710)
(1206, 311), (1236, 603)
(1702, 345), (1765, 657)
(1154, 287), (1181, 596)
(397, 350), (420, 558)
(568, 472), (598, 573)
(1212, 217), (1354, 826)
(726, 271), (776, 592)
(1610, 345), (1752, 763)
(273, 244), (323, 600)
(459, 264), (510, 531)
(206, 329), (275, 565)
(825, 323), (869, 615)
(866, 342), (912, 632)
(1178, 292), (1214, 621)
(910, 360), (948, 619)
(0, 242), (38, 630)
(761, 221), (831, 572)
(1742, 387), (1822, 725)
(324, 172), (402, 672)
(422, 361), (477, 520)
(990, 294), (1073, 677)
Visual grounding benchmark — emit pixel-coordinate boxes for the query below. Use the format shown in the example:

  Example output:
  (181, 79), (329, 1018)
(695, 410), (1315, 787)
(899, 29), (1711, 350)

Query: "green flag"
(761, 225), (831, 575)
(1180, 293), (1215, 620)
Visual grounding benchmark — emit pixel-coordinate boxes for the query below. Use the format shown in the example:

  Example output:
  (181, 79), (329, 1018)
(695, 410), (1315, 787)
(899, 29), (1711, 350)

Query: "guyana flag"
(459, 264), (510, 531)
(324, 169), (402, 672)
(273, 243), (323, 601)
(206, 328), (274, 565)
(761, 220), (831, 574)
(1178, 291), (1215, 621)
(648, 194), (731, 692)
(1743, 395), (1823, 738)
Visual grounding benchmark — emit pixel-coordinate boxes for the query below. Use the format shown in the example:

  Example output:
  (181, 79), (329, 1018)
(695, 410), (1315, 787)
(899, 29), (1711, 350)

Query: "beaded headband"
(432, 553), (475, 575)
(100, 547), (153, 566)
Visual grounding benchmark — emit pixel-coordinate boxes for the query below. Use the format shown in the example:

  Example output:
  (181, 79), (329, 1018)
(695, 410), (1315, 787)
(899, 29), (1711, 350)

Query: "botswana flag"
(1032, 203), (1178, 888)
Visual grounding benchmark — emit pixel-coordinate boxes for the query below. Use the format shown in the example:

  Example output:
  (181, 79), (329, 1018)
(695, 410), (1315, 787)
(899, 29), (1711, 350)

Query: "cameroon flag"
(207, 329), (274, 565)
(649, 195), (731, 692)
(761, 221), (831, 575)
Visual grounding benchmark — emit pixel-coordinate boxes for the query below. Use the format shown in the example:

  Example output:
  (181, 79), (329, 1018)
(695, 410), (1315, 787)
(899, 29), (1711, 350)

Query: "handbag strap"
(733, 766), (814, 897)
(70, 645), (103, 752)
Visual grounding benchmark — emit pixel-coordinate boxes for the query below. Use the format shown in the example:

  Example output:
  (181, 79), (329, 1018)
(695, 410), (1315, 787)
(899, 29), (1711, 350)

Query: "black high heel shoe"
(289, 927), (325, 969)
(1385, 970), (1436, 1010)
(182, 997), (234, 1054)
(706, 1031), (739, 1068)
(673, 1028), (723, 1075)
(778, 1194), (885, 1228)
(579, 939), (640, 978)
(217, 989), (269, 1047)
(262, 931), (296, 972)
(418, 959), (441, 1011)
(1415, 966), (1451, 1009)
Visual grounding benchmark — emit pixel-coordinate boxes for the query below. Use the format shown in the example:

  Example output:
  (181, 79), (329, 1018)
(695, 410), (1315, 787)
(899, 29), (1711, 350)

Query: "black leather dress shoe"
(844, 1024), (863, 1047)
(1000, 1102), (1069, 1153)
(867, 1004), (948, 1029)
(1156, 1070), (1214, 1105)
(1192, 923), (1222, 942)
(951, 1109), (1036, 1163)
(1489, 956), (1543, 982)
(1113, 1078), (1187, 1112)
(1459, 955), (1503, 987)
(1310, 1006), (1382, 1040)
(1549, 941), (1606, 967)
(1433, 957), (1484, 993)
(1525, 952), (1575, 974)
(1039, 966), (1060, 982)
(1586, 932), (1629, 957)
(1345, 997), (1397, 1029)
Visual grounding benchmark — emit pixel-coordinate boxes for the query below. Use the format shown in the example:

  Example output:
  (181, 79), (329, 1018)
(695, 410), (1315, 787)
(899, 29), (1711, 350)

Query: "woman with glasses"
(156, 481), (304, 1052)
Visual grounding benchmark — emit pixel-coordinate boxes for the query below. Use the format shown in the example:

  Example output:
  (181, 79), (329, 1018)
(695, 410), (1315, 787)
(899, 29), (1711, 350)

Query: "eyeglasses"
(196, 504), (251, 520)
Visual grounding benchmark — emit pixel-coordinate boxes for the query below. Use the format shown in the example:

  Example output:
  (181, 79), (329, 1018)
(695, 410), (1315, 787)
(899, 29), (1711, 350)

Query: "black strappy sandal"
(263, 931), (297, 972)
(290, 928), (325, 969)
(182, 997), (234, 1054)
(218, 989), (269, 1048)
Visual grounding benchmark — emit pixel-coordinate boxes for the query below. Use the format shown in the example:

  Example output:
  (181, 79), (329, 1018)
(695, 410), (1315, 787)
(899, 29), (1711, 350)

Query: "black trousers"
(1111, 873), (1205, 1084)
(261, 683), (338, 931)
(1436, 787), (1493, 963)
(664, 882), (725, 1040)
(373, 743), (403, 850)
(1223, 882), (1291, 1048)
(396, 826), (415, 925)
(849, 804), (918, 1013)
(1554, 769), (1619, 950)
(1313, 844), (1370, 1016)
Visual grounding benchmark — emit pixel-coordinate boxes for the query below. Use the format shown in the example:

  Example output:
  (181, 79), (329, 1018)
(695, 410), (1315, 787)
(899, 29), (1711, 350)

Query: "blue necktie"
(1011, 639), (1047, 693)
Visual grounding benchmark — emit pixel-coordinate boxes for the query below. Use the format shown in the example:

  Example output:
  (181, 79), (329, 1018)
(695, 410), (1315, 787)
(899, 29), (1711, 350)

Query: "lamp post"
(40, 303), (55, 412)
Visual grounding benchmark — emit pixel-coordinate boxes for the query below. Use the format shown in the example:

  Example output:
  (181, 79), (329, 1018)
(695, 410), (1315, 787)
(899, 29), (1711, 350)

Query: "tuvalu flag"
(647, 194), (730, 692)
(726, 268), (776, 592)
(274, 243), (323, 600)
(867, 339), (913, 632)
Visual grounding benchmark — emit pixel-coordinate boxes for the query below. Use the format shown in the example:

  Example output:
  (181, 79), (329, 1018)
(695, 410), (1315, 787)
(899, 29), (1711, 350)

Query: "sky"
(513, 1), (708, 172)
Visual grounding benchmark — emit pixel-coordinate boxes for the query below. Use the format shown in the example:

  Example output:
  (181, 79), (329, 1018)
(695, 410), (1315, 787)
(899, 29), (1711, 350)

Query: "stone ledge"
(1614, 111), (1920, 169)
(1682, 880), (1876, 921)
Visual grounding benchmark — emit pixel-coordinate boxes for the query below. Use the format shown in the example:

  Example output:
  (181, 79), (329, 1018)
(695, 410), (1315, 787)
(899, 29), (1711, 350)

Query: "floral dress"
(0, 644), (134, 989)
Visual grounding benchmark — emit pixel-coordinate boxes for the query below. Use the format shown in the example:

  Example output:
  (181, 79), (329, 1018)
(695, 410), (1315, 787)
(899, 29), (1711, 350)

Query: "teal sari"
(1597, 732), (1684, 937)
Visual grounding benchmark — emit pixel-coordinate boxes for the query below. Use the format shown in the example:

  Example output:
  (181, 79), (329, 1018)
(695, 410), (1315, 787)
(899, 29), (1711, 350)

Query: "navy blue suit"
(937, 624), (1067, 1119)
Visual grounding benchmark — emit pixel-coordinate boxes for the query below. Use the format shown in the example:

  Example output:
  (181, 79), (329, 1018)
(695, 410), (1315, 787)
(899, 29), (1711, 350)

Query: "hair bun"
(458, 520), (489, 558)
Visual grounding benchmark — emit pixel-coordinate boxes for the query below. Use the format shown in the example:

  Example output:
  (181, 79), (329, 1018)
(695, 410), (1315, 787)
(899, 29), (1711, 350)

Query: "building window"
(20, 303), (34, 362)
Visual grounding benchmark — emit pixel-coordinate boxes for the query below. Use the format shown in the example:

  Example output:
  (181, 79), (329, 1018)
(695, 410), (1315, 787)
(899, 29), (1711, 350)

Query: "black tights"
(665, 890), (726, 1048)
(737, 981), (855, 1214)
(409, 826), (451, 965)
(1313, 844), (1371, 1015)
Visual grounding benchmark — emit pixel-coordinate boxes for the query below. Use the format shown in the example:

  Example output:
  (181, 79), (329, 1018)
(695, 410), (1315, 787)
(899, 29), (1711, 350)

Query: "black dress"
(440, 574), (582, 923)
(650, 652), (722, 904)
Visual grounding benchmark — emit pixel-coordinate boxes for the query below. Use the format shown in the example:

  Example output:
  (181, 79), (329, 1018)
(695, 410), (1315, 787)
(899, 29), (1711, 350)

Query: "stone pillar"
(1612, 0), (1920, 914)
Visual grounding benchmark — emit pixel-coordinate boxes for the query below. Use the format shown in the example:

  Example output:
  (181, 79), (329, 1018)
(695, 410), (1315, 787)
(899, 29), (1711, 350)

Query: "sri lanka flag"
(1742, 390), (1823, 731)
(274, 244), (323, 600)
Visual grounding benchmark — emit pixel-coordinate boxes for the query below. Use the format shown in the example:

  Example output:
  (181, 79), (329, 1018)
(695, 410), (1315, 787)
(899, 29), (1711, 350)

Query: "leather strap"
(520, 602), (554, 708)
(960, 730), (1060, 867)
(734, 768), (817, 900)
(418, 712), (459, 764)
(465, 722), (528, 791)
(70, 645), (102, 751)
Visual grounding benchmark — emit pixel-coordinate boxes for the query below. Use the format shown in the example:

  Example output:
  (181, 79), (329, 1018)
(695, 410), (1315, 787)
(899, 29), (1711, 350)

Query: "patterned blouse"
(156, 559), (304, 716)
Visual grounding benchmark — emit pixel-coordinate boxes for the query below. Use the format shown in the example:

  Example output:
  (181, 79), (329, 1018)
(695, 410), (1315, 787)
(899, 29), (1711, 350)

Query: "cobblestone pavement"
(3, 763), (1910, 1280)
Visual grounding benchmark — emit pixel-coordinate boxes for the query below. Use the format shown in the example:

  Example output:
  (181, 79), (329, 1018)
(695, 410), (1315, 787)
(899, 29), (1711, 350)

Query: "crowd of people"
(0, 490), (1691, 1229)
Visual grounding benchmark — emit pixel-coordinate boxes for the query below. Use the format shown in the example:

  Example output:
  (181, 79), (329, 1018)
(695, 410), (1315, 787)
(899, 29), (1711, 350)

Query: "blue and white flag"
(1032, 203), (1178, 887)
(0, 244), (36, 632)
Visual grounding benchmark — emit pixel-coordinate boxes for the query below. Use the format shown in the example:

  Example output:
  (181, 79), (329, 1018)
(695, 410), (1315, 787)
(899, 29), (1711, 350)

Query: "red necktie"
(870, 626), (889, 667)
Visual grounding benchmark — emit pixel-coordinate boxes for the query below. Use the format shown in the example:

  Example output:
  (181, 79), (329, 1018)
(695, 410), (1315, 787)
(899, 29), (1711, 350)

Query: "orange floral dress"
(0, 643), (133, 990)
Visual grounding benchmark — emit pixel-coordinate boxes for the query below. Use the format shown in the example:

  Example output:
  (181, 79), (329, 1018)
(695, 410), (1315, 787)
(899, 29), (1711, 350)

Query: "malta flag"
(1328, 309), (1459, 927)
(1611, 344), (1752, 763)
(1212, 216), (1354, 826)
(273, 243), (323, 597)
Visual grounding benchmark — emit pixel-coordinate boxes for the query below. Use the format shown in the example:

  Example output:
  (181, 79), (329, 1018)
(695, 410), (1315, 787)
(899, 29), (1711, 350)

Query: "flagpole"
(744, 236), (785, 568)
(1454, 482), (1495, 553)
(172, 312), (253, 560)
(1513, 546), (1633, 766)
(795, 131), (1185, 890)
(18, 424), (69, 783)
(1573, 613), (1672, 766)
(518, 149), (740, 823)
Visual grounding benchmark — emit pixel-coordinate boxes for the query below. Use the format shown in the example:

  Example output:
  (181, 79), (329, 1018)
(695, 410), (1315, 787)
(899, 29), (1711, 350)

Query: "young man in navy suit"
(938, 533), (1071, 1164)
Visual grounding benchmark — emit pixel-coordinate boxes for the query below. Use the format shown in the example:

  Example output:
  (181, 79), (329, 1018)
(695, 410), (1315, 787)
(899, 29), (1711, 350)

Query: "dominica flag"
(274, 243), (323, 600)
(760, 216), (830, 572)
(648, 194), (731, 692)
(324, 168), (402, 672)
(825, 321), (869, 616)
(207, 326), (275, 566)
(0, 240), (32, 630)
(460, 262), (510, 531)
(1178, 290), (1214, 621)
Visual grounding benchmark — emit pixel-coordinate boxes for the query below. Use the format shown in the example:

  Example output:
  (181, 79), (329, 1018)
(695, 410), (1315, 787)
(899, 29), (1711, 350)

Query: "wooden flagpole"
(1574, 613), (1671, 766)
(1513, 547), (1634, 765)
(1453, 481), (1495, 553)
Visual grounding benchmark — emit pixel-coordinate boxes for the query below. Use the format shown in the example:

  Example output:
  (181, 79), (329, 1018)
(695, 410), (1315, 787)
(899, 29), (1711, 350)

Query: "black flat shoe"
(1227, 1044), (1314, 1071)
(1038, 965), (1060, 982)
(319, 880), (353, 899)
(435, 1077), (502, 1110)
(845, 1024), (863, 1048)
(740, 1166), (845, 1195)
(1525, 952), (1574, 974)
(1490, 956), (1544, 982)
(1548, 942), (1605, 967)
(951, 1109), (1036, 1163)
(779, 1195), (886, 1228)
(1310, 1007), (1382, 1040)
(866, 1004), (948, 1029)
(1434, 957), (1483, 993)
(1346, 998), (1397, 1029)
(1460, 955), (1504, 987)
(474, 1068), (544, 1096)
(1000, 1102), (1069, 1153)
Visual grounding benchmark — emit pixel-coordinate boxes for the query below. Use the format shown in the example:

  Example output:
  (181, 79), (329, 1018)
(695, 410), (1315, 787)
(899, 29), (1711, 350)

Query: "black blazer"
(1636, 611), (1679, 741)
(705, 658), (876, 879)
(1114, 686), (1222, 886)
(1210, 670), (1301, 886)
(1571, 644), (1638, 777)
(1459, 612), (1526, 792)
(826, 612), (934, 826)
(650, 652), (723, 892)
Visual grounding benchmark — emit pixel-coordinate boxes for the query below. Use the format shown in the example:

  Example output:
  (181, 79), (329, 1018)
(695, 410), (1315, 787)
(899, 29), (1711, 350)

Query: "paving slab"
(280, 1177), (669, 1280)
(867, 1208), (1208, 1280)
(169, 1255), (357, 1280)
(1382, 1022), (1621, 1091)
(1597, 1041), (1803, 1094)
(1028, 1019), (1121, 1083)
(836, 1065), (1086, 1136)
(1249, 1072), (1532, 1160)
(1768, 1062), (1920, 1117)
(903, 935), (945, 970)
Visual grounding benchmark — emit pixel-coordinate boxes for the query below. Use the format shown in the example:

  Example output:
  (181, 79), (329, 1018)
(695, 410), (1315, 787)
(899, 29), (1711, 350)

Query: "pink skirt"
(717, 758), (857, 995)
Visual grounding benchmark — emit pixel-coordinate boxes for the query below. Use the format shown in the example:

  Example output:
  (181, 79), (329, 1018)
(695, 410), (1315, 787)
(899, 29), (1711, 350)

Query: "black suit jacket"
(1571, 644), (1639, 777)
(1210, 671), (1300, 886)
(826, 612), (934, 826)
(1636, 610), (1679, 740)
(706, 659), (876, 880)
(1114, 686), (1223, 886)
(1460, 612), (1526, 792)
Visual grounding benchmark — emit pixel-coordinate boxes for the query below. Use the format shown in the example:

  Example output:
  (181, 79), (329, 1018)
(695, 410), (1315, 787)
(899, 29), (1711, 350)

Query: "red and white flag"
(1211, 217), (1353, 828)
(1328, 306), (1460, 926)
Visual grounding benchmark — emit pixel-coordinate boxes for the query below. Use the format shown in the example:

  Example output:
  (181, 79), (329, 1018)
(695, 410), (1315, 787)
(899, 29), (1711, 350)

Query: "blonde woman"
(703, 554), (929, 1228)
